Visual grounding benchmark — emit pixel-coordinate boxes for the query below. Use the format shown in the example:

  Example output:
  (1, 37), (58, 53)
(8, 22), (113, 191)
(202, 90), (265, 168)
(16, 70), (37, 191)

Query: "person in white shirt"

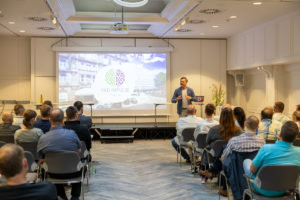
(171, 105), (202, 163)
(194, 103), (218, 139)
(13, 104), (25, 128)
(273, 101), (290, 125)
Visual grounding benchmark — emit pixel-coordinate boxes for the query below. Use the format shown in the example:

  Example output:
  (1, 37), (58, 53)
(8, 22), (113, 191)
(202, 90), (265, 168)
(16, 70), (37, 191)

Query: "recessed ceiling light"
(189, 20), (206, 24)
(19, 30), (26, 33)
(8, 21), (15, 24)
(253, 2), (262, 5)
(200, 33), (205, 36)
(176, 29), (191, 33)
(199, 8), (221, 15)
(230, 16), (237, 19)
(212, 25), (219, 28)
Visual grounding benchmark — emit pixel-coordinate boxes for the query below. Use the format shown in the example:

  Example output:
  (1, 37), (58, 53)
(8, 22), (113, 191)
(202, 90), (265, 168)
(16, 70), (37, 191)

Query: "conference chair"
(205, 140), (227, 168)
(41, 152), (85, 200)
(80, 141), (91, 186)
(0, 135), (14, 143)
(293, 138), (300, 147)
(0, 141), (5, 148)
(24, 151), (38, 182)
(266, 139), (276, 144)
(243, 165), (300, 200)
(177, 128), (195, 166)
(191, 133), (207, 174)
(17, 141), (39, 161)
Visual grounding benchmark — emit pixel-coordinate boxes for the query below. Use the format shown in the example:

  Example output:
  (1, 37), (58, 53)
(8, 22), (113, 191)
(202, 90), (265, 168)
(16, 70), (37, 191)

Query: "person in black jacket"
(64, 106), (92, 151)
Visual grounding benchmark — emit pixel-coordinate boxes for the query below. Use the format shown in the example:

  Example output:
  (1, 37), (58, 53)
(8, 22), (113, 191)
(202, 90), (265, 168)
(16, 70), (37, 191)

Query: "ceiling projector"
(110, 23), (128, 34)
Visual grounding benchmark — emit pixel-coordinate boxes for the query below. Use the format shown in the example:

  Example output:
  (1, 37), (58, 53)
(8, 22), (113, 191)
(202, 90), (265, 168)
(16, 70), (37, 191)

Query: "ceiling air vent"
(176, 29), (191, 32)
(27, 17), (48, 22)
(199, 8), (221, 15)
(37, 27), (55, 31)
(189, 19), (206, 24)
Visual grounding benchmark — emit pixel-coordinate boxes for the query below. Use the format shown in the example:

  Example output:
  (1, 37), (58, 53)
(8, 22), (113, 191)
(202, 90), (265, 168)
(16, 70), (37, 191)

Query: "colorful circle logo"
(105, 69), (125, 86)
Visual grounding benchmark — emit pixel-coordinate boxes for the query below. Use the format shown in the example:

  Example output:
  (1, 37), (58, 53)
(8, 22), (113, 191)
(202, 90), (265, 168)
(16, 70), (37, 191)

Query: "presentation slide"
(58, 53), (167, 112)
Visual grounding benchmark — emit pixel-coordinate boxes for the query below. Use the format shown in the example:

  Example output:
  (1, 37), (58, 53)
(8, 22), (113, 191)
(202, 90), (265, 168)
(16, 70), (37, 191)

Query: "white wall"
(30, 37), (226, 123)
(228, 10), (300, 70)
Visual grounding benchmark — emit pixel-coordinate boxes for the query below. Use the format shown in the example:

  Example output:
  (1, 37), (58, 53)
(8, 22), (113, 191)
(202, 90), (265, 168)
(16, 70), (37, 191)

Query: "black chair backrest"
(0, 135), (14, 143)
(257, 165), (300, 190)
(80, 141), (88, 159)
(293, 138), (300, 147)
(17, 141), (38, 161)
(0, 141), (6, 148)
(24, 151), (36, 172)
(210, 139), (227, 157)
(181, 128), (195, 142)
(44, 152), (81, 174)
(195, 133), (207, 148)
(266, 139), (276, 144)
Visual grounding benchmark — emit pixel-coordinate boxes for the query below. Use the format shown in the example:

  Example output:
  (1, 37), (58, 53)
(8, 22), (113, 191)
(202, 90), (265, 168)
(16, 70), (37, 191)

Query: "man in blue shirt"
(243, 121), (300, 197)
(38, 109), (82, 200)
(171, 77), (196, 117)
(33, 104), (51, 133)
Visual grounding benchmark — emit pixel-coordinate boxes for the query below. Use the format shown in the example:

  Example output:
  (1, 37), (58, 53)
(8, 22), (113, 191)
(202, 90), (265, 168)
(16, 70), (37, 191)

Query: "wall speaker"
(235, 73), (244, 87)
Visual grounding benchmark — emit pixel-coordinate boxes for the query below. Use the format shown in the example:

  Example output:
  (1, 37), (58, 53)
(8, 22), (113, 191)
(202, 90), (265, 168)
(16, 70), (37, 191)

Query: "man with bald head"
(171, 105), (203, 163)
(37, 109), (82, 200)
(0, 112), (20, 136)
(0, 144), (57, 200)
(257, 107), (282, 140)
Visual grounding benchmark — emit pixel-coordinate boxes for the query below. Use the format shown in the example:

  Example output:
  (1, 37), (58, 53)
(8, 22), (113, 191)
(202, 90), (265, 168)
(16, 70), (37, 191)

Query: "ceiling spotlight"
(181, 20), (186, 26)
(52, 17), (57, 25)
(230, 16), (237, 19)
(174, 25), (181, 32)
(8, 21), (15, 24)
(19, 30), (26, 33)
(113, 0), (148, 8)
(253, 2), (262, 5)
(212, 25), (219, 28)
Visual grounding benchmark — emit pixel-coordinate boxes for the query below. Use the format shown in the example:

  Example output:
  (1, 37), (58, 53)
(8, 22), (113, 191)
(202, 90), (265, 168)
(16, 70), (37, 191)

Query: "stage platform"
(91, 122), (176, 142)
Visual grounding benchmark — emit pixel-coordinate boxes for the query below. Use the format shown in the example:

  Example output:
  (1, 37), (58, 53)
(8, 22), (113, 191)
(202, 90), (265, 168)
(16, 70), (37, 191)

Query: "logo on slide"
(105, 69), (125, 86)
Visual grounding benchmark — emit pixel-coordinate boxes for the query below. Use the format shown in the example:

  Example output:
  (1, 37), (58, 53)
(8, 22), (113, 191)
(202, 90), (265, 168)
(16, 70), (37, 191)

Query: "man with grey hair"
(171, 105), (203, 163)
(0, 144), (58, 200)
(37, 109), (82, 200)
(0, 112), (20, 135)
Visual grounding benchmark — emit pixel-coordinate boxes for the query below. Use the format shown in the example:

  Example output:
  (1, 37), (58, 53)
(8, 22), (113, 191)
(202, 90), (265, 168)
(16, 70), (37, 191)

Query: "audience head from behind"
(233, 107), (246, 130)
(279, 121), (299, 143)
(42, 100), (53, 108)
(74, 101), (84, 114)
(50, 108), (64, 127)
(0, 144), (27, 185)
(23, 110), (37, 129)
(205, 104), (216, 118)
(245, 115), (259, 132)
(2, 112), (14, 124)
(186, 104), (196, 116)
(14, 104), (25, 116)
(219, 107), (239, 141)
(180, 77), (188, 89)
(40, 105), (51, 120)
(292, 111), (300, 123)
(296, 104), (300, 112)
(274, 101), (284, 113)
(261, 107), (273, 120)
(66, 106), (79, 121)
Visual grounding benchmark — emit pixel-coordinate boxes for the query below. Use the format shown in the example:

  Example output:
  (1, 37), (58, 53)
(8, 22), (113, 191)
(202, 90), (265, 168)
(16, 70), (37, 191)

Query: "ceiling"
(0, 0), (300, 38)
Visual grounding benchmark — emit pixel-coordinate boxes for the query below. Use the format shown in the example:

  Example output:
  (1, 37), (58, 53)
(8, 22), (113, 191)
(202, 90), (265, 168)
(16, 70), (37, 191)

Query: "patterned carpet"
(83, 140), (224, 200)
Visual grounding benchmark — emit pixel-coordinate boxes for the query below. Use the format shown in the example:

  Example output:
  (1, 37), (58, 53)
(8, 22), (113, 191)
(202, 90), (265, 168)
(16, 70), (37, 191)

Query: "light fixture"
(8, 21), (15, 24)
(230, 16), (237, 19)
(212, 25), (219, 28)
(253, 2), (262, 5)
(113, 0), (148, 8)
(19, 30), (25, 33)
(52, 16), (57, 25)
(200, 33), (205, 36)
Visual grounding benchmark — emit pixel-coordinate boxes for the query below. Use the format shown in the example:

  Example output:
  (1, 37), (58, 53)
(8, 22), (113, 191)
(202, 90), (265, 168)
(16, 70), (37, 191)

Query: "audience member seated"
(257, 107), (282, 140)
(194, 103), (218, 136)
(273, 101), (290, 124)
(243, 121), (300, 197)
(292, 111), (300, 129)
(0, 112), (20, 135)
(36, 100), (53, 121)
(33, 105), (52, 133)
(213, 104), (231, 122)
(171, 105), (202, 163)
(199, 107), (241, 184)
(296, 104), (300, 111)
(74, 101), (92, 129)
(14, 110), (43, 144)
(37, 109), (82, 200)
(233, 107), (246, 131)
(64, 106), (92, 151)
(13, 104), (25, 128)
(0, 144), (58, 200)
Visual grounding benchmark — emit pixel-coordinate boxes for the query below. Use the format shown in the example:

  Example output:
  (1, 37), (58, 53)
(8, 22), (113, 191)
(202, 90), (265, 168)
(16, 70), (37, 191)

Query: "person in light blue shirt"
(243, 121), (300, 197)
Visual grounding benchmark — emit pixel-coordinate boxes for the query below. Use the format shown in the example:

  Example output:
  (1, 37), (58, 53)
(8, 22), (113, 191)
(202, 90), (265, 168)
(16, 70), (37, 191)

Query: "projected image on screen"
(58, 53), (167, 110)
